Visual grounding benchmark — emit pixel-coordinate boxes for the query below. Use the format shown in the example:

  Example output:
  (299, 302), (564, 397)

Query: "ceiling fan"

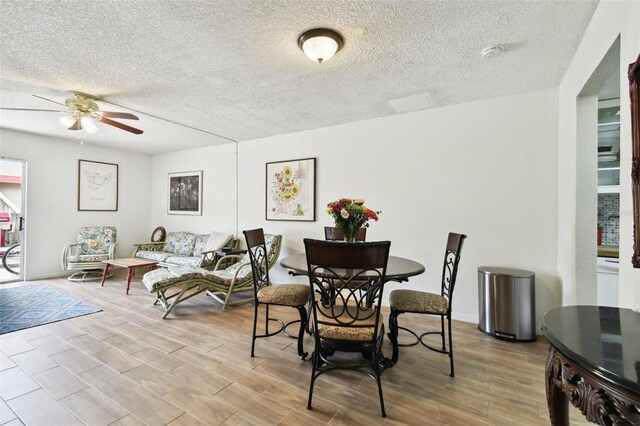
(0, 92), (144, 135)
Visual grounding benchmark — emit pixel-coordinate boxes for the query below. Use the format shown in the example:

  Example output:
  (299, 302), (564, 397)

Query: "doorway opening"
(575, 37), (620, 306)
(1, 158), (26, 283)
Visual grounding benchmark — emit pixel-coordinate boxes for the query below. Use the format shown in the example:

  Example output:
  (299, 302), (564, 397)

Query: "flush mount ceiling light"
(481, 45), (504, 59)
(297, 28), (344, 63)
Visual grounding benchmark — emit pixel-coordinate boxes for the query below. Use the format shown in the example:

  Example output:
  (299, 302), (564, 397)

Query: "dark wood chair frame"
(304, 239), (391, 417)
(244, 228), (309, 360)
(324, 226), (367, 241)
(388, 232), (466, 377)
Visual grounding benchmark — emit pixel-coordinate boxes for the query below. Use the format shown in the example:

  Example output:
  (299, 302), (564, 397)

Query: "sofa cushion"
(163, 232), (196, 256)
(164, 255), (202, 267)
(136, 251), (172, 262)
(193, 234), (210, 257)
(204, 232), (233, 252)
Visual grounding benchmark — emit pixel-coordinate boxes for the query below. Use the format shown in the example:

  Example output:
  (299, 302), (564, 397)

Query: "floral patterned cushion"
(192, 234), (210, 256)
(76, 226), (116, 255)
(67, 253), (110, 263)
(257, 284), (310, 306)
(211, 233), (280, 285)
(164, 255), (202, 267)
(163, 232), (197, 256)
(166, 265), (209, 279)
(142, 266), (209, 292)
(135, 251), (172, 262)
(206, 262), (253, 285)
(389, 289), (448, 314)
(142, 269), (184, 292)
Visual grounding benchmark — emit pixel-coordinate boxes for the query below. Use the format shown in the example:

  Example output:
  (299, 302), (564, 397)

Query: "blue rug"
(0, 284), (102, 335)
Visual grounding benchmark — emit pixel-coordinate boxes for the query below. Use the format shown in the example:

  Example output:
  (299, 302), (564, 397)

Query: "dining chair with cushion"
(244, 228), (311, 360)
(388, 232), (466, 377)
(324, 226), (367, 241)
(304, 238), (391, 417)
(62, 226), (117, 282)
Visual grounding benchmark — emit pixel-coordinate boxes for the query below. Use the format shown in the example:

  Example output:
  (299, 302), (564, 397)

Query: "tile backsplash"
(598, 193), (619, 245)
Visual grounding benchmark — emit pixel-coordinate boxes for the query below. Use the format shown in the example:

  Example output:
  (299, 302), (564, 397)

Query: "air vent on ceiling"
(388, 93), (435, 113)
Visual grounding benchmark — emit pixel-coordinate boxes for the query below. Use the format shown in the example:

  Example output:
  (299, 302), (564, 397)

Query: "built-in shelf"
(598, 100), (621, 194)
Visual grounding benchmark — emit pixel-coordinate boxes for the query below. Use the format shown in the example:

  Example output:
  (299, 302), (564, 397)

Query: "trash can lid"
(478, 266), (535, 278)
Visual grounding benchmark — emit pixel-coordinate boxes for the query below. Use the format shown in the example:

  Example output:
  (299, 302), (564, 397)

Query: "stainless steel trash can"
(478, 266), (536, 342)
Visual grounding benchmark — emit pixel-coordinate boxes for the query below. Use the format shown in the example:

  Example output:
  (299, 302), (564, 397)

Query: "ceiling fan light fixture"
(59, 115), (76, 127)
(81, 116), (97, 133)
(298, 28), (344, 63)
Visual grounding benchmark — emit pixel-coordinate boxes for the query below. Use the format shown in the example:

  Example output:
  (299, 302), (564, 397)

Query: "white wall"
(150, 143), (237, 237)
(557, 1), (640, 311)
(0, 129), (152, 279)
(237, 88), (560, 324)
(575, 95), (598, 304)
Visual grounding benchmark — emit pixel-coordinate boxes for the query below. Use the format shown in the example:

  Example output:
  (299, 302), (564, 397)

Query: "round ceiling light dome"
(298, 28), (344, 63)
(481, 45), (504, 59)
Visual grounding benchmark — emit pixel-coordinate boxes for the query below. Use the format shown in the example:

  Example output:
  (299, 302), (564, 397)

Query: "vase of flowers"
(326, 198), (380, 242)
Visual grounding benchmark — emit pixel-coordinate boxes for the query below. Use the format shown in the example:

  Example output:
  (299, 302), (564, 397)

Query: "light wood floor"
(0, 273), (590, 426)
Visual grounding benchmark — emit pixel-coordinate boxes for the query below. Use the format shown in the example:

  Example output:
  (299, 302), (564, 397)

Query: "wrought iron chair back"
(303, 238), (391, 417)
(244, 228), (271, 296)
(388, 232), (466, 377)
(244, 229), (310, 359)
(441, 232), (465, 310)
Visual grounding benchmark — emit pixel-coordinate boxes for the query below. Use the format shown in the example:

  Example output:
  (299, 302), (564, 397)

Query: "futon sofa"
(132, 231), (237, 269)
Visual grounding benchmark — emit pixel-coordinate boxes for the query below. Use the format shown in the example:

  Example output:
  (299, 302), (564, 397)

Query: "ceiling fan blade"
(0, 107), (66, 113)
(68, 119), (82, 131)
(99, 116), (143, 134)
(100, 111), (139, 120)
(32, 94), (67, 107)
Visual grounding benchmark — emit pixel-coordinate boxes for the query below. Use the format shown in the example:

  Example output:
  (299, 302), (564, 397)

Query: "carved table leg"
(546, 346), (569, 426)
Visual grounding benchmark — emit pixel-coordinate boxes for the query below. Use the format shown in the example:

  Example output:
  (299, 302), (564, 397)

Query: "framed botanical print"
(78, 159), (118, 211)
(266, 158), (315, 221)
(168, 171), (202, 215)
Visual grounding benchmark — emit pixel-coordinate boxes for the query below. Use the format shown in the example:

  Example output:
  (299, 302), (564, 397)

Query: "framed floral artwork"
(168, 171), (202, 215)
(266, 158), (315, 221)
(78, 159), (118, 211)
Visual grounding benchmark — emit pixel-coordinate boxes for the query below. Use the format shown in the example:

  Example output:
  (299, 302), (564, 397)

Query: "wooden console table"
(541, 306), (640, 425)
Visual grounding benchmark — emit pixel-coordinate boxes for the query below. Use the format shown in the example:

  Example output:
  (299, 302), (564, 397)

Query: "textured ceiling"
(0, 0), (598, 154)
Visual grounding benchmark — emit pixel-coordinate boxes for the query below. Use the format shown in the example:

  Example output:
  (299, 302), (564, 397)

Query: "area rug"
(0, 284), (102, 335)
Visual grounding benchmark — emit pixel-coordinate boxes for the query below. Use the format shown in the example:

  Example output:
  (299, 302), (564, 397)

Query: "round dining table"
(280, 253), (425, 283)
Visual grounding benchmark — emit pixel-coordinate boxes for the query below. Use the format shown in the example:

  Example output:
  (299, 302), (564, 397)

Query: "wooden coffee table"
(101, 257), (159, 294)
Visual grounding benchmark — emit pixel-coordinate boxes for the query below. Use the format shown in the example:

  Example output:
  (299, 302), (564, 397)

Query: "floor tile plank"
(0, 277), (592, 426)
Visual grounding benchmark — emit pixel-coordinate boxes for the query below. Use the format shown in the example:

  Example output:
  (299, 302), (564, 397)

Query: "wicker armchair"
(62, 226), (117, 282)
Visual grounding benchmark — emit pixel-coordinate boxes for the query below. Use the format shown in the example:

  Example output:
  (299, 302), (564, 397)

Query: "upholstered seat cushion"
(67, 253), (110, 263)
(389, 289), (448, 314)
(316, 306), (382, 342)
(164, 255), (202, 267)
(135, 251), (172, 262)
(142, 265), (208, 292)
(202, 256), (252, 285)
(257, 284), (310, 307)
